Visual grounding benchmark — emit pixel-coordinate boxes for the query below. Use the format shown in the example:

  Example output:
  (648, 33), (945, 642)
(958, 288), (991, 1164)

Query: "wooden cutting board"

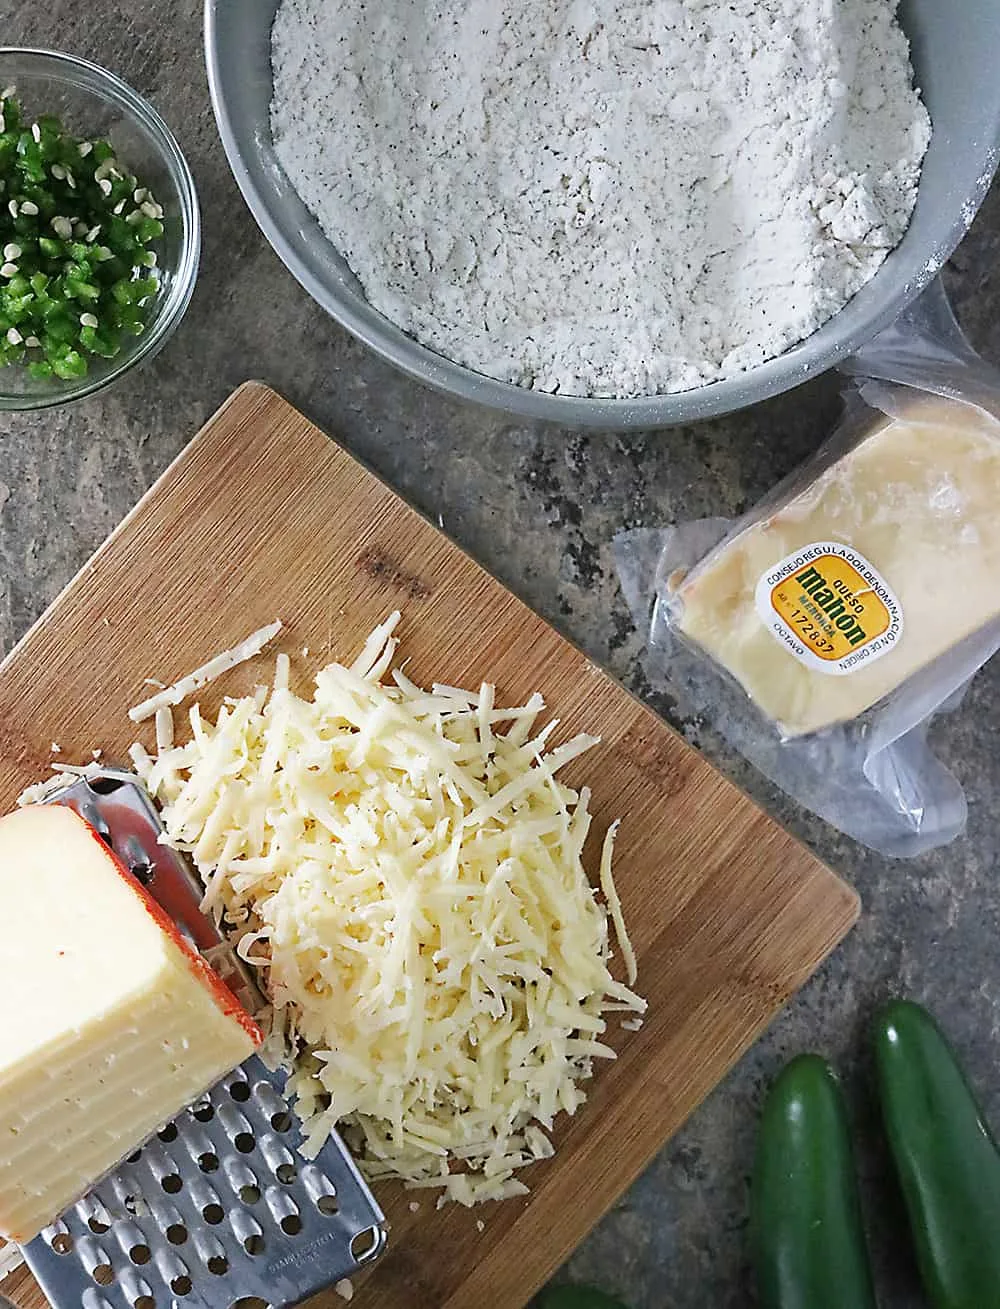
(0, 383), (858, 1309)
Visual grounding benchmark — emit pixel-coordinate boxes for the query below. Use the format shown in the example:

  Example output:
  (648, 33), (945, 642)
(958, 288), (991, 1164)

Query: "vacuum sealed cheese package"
(615, 282), (1000, 857)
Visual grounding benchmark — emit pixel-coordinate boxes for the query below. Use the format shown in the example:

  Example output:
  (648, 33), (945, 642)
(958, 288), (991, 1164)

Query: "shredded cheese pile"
(135, 613), (645, 1205)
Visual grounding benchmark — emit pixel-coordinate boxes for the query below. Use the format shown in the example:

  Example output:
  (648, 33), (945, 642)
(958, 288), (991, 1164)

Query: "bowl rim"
(0, 46), (201, 412)
(204, 0), (998, 430)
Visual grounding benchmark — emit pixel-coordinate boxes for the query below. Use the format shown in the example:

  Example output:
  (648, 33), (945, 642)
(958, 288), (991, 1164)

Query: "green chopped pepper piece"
(0, 89), (163, 382)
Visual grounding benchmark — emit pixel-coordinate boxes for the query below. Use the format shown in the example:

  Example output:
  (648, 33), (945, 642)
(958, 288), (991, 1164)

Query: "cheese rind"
(676, 396), (1000, 736)
(0, 805), (261, 1243)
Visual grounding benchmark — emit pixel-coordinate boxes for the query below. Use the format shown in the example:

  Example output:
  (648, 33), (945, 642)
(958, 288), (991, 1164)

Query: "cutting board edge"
(0, 382), (267, 681)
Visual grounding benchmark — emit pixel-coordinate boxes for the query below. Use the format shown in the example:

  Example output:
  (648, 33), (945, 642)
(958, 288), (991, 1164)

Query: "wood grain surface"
(0, 383), (859, 1309)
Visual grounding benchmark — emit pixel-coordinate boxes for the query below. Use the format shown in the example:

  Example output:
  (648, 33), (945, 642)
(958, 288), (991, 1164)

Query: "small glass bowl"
(0, 48), (200, 411)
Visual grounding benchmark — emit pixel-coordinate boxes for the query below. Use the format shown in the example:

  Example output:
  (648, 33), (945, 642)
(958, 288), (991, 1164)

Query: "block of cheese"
(675, 394), (1000, 736)
(0, 804), (261, 1243)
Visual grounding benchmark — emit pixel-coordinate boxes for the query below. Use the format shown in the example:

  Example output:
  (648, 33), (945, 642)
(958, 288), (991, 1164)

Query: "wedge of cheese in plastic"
(0, 804), (261, 1243)
(676, 394), (1000, 737)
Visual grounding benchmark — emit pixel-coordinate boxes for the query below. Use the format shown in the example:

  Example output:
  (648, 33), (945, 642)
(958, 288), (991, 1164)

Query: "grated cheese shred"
(134, 612), (645, 1205)
(127, 620), (283, 722)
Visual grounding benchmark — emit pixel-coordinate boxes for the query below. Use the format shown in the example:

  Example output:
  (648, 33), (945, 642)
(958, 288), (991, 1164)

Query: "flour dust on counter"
(270, 0), (930, 399)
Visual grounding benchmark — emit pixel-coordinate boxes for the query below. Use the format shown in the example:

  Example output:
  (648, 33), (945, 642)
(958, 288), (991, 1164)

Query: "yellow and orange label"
(754, 542), (903, 675)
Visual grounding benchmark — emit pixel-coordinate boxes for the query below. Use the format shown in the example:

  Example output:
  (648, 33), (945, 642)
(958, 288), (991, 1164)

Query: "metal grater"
(21, 769), (387, 1309)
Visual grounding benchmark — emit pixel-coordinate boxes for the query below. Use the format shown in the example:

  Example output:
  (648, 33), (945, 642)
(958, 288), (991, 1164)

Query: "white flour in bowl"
(270, 0), (931, 400)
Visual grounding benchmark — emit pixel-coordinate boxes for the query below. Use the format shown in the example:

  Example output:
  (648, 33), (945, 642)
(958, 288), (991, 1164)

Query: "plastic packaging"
(615, 281), (1000, 857)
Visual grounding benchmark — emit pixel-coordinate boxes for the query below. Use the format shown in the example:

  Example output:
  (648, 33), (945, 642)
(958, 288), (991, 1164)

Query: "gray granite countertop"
(3, 6), (1000, 1308)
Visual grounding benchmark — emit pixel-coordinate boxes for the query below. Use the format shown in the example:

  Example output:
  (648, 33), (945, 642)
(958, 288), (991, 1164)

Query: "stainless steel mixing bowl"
(205, 0), (1000, 429)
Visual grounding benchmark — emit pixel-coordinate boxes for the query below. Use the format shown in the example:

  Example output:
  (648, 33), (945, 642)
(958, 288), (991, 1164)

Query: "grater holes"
(79, 1237), (114, 1285)
(223, 1155), (261, 1202)
(50, 1231), (74, 1254)
(229, 1080), (251, 1103)
(82, 1292), (115, 1309)
(129, 1242), (152, 1265)
(259, 1132), (295, 1179)
(125, 1151), (142, 1165)
(166, 1223), (188, 1245)
(120, 1268), (155, 1308)
(243, 1234), (266, 1257)
(264, 1185), (299, 1229)
(207, 1254), (229, 1276)
(79, 1197), (114, 1234)
(270, 1111), (293, 1134)
(279, 1213), (302, 1236)
(300, 1162), (337, 1206)
(316, 1194), (339, 1216)
(184, 1128), (218, 1169)
(234, 1132), (256, 1154)
(351, 1225), (383, 1263)
(203, 1203), (225, 1225)
(231, 1300), (270, 1309)
(89, 775), (126, 795)
(154, 1248), (190, 1296)
(161, 1173), (183, 1194)
(252, 1080), (285, 1108)
(157, 1123), (178, 1143)
(130, 860), (154, 887)
(191, 1101), (215, 1123)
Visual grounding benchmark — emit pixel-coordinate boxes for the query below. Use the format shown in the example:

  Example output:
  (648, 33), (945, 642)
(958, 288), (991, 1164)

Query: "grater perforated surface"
(25, 1057), (386, 1308)
(21, 771), (386, 1308)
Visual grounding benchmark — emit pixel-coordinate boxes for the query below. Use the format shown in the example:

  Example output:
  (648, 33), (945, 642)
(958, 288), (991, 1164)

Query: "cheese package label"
(675, 394), (1000, 737)
(754, 542), (903, 676)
